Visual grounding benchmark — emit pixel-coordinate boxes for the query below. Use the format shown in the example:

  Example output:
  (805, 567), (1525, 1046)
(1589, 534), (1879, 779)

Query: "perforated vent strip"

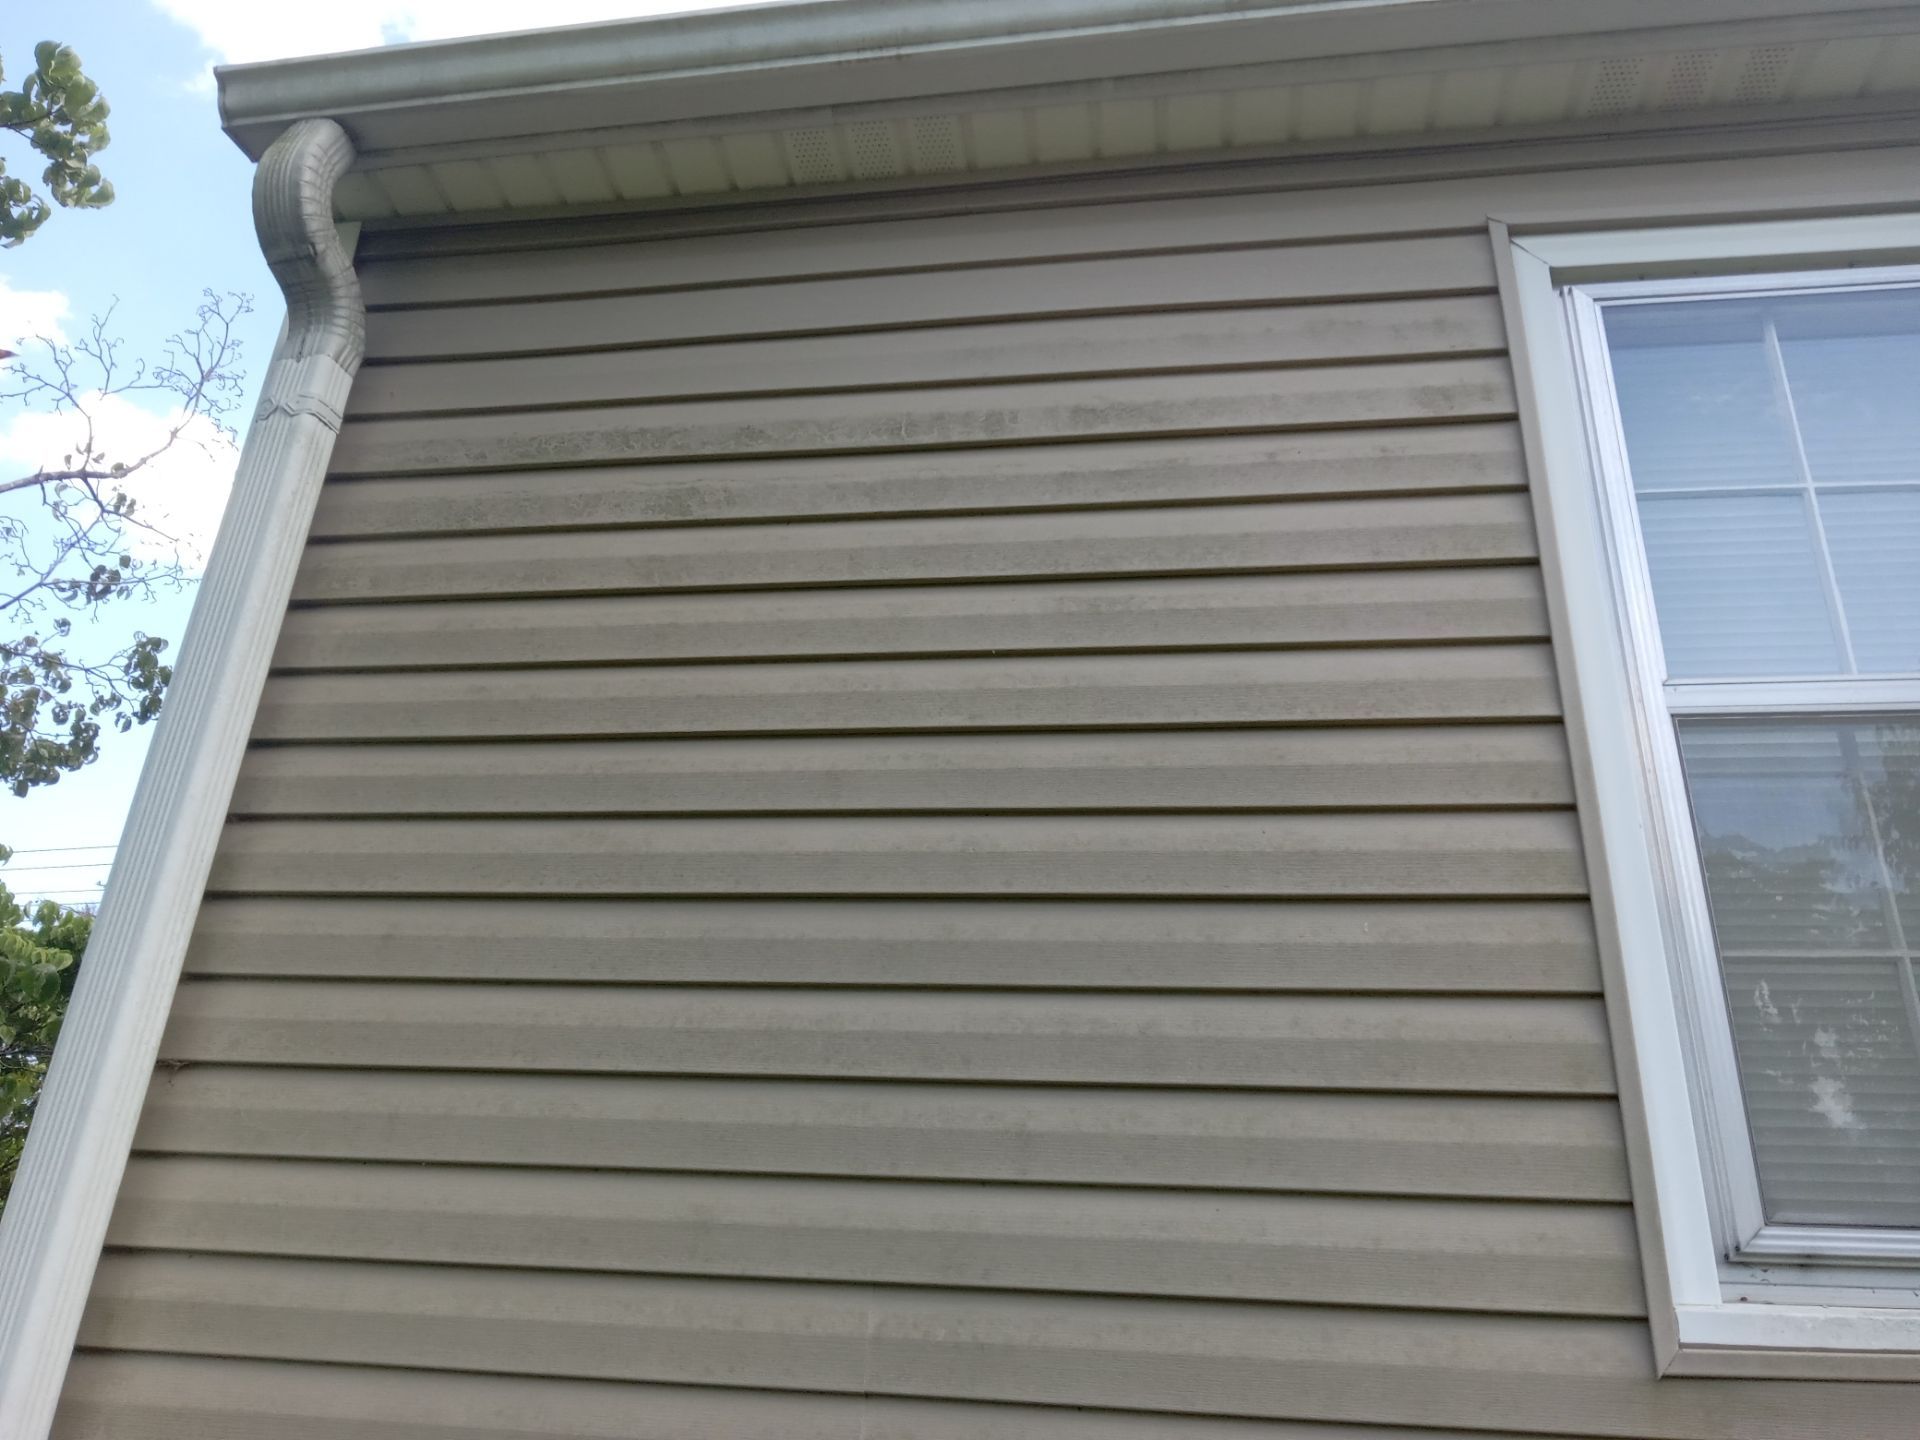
(782, 128), (847, 185)
(1661, 50), (1722, 108)
(908, 115), (966, 173)
(846, 120), (904, 180)
(1586, 57), (1646, 116)
(1735, 44), (1798, 104)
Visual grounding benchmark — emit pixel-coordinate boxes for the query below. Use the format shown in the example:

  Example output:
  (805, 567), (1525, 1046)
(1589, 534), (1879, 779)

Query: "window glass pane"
(1721, 955), (1920, 1228)
(1637, 494), (1842, 677)
(1820, 487), (1920, 674)
(1776, 289), (1920, 487)
(1679, 719), (1920, 1228)
(1683, 724), (1894, 948)
(1603, 285), (1920, 681)
(1604, 303), (1801, 491)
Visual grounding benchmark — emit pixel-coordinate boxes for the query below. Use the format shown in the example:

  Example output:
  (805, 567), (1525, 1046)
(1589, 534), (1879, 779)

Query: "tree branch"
(0, 470), (122, 499)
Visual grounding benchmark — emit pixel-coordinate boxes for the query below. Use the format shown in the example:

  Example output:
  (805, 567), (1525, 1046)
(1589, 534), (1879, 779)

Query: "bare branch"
(0, 467), (146, 498)
(0, 290), (250, 792)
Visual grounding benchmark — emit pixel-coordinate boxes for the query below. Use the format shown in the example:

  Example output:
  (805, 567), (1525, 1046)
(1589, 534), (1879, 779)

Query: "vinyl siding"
(59, 140), (1920, 1435)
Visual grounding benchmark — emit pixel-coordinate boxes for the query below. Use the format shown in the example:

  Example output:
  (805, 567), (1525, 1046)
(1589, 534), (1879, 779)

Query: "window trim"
(1493, 210), (1920, 1379)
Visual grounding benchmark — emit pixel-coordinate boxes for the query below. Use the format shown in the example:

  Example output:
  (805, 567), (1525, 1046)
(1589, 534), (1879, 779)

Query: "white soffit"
(215, 1), (1920, 224)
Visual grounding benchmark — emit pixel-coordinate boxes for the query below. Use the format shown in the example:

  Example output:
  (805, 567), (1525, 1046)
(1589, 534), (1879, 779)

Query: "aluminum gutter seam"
(0, 117), (366, 1440)
(215, 0), (1920, 159)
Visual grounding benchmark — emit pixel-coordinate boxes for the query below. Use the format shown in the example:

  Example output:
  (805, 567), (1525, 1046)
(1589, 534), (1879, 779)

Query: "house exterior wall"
(51, 134), (1920, 1435)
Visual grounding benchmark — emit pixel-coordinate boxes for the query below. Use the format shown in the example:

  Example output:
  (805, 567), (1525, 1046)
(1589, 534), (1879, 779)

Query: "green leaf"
(3, 40), (113, 244)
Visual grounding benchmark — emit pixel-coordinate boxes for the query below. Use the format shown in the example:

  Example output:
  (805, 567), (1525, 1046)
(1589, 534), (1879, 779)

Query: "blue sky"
(2, 0), (731, 906)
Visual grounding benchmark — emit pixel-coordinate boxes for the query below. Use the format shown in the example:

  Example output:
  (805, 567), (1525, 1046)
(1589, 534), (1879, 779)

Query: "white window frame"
(1496, 211), (1920, 1380)
(1574, 264), (1920, 1270)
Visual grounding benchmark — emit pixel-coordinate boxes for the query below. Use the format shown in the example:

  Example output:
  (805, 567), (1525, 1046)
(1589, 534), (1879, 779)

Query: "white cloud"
(149, 0), (742, 65)
(1, 279), (72, 352)
(0, 392), (237, 570)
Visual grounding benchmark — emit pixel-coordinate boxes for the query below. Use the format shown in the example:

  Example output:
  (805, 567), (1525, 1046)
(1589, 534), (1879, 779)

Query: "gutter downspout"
(0, 117), (364, 1440)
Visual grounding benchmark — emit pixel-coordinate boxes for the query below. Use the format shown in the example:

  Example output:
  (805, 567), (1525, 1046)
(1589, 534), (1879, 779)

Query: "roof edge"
(215, 0), (1920, 160)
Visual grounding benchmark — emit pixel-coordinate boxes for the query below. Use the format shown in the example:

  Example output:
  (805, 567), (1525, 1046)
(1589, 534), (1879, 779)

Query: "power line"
(2, 862), (115, 874)
(0, 844), (120, 855)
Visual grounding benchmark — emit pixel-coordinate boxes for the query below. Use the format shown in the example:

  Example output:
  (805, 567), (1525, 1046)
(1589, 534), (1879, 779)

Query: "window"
(1578, 273), (1920, 1262)
(1503, 217), (1920, 1376)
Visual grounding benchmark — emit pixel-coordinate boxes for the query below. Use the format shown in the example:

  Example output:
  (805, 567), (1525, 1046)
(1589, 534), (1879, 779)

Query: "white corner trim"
(1494, 210), (1920, 1381)
(1491, 223), (1721, 1374)
(0, 117), (365, 1440)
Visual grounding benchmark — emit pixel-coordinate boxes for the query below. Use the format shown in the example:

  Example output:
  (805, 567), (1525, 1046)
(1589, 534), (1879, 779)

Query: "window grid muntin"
(1567, 266), (1920, 1272)
(1759, 314), (1860, 674)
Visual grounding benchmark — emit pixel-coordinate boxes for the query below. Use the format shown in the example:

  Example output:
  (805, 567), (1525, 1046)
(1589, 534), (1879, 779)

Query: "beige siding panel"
(253, 644), (1563, 741)
(309, 424), (1528, 539)
(348, 147), (1920, 300)
(290, 491), (1538, 603)
(184, 896), (1601, 992)
(353, 204), (1486, 309)
(134, 1068), (1629, 1198)
(72, 140), (1920, 1440)
(273, 570), (1547, 671)
(110, 1157), (1643, 1316)
(159, 983), (1611, 1093)
(53, 1354), (1611, 1440)
(229, 726), (1575, 817)
(77, 1254), (1920, 1438)
(347, 296), (1507, 416)
(360, 235), (1496, 359)
(327, 360), (1517, 475)
(203, 813), (1588, 899)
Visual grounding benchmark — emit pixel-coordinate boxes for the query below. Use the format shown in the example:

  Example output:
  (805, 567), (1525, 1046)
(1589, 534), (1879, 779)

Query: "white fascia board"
(216, 0), (1920, 160)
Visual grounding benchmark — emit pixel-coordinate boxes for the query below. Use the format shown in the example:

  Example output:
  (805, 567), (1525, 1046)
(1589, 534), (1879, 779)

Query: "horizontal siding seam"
(57, 1347), (1652, 1440)
(216, 807), (1581, 823)
(263, 646), (1561, 678)
(305, 422), (1531, 538)
(240, 722), (1573, 747)
(114, 1152), (1638, 1202)
(172, 986), (1607, 1006)
(299, 489), (1533, 549)
(345, 345), (1512, 419)
(166, 967), (1590, 989)
(285, 557), (1545, 605)
(361, 300), (1503, 364)
(324, 416), (1524, 480)
(358, 228), (1497, 310)
(115, 1154), (1632, 1208)
(137, 1066), (1618, 1099)
(86, 1243), (1647, 1320)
